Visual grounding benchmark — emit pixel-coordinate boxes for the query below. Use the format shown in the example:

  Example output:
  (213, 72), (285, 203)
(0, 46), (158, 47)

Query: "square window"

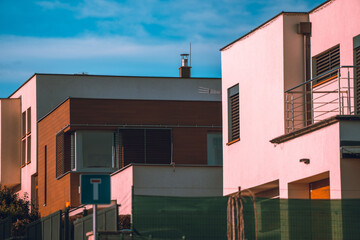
(77, 131), (114, 169)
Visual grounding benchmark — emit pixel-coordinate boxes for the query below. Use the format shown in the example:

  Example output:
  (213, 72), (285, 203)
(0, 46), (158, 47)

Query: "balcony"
(285, 66), (360, 133)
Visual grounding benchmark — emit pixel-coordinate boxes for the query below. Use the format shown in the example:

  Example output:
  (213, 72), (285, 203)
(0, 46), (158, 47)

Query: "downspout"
(298, 22), (312, 126)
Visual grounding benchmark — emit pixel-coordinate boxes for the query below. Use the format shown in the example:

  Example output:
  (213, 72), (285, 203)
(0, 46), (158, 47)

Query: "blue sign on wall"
(80, 174), (111, 205)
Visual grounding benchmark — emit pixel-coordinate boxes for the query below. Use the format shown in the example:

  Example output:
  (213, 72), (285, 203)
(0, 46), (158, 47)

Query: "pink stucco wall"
(10, 76), (37, 199)
(221, 0), (359, 198)
(221, 14), (285, 195)
(310, 0), (360, 67)
(111, 166), (134, 215)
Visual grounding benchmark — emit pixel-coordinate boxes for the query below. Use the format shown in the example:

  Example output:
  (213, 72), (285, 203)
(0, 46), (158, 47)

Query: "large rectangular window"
(313, 45), (340, 86)
(56, 129), (172, 173)
(228, 84), (239, 143)
(119, 129), (172, 167)
(76, 131), (114, 169)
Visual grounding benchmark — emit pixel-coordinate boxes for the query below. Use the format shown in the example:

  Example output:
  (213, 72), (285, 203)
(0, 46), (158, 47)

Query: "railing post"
(348, 68), (351, 114)
(338, 68), (342, 115)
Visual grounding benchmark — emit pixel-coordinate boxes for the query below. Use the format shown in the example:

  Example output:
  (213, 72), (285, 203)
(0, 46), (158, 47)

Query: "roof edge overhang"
(220, 8), (325, 52)
(8, 73), (37, 99)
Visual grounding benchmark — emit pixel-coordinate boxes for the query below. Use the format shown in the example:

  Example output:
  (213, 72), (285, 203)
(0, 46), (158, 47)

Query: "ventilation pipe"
(179, 54), (191, 78)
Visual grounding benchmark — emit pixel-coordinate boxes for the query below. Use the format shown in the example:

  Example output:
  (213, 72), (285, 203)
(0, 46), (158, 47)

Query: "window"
(27, 137), (31, 164)
(56, 129), (172, 173)
(207, 132), (222, 165)
(228, 84), (239, 143)
(27, 107), (31, 133)
(56, 131), (72, 177)
(118, 129), (172, 167)
(76, 131), (114, 169)
(21, 140), (26, 166)
(21, 107), (31, 167)
(21, 111), (26, 137)
(313, 45), (340, 86)
(31, 174), (38, 209)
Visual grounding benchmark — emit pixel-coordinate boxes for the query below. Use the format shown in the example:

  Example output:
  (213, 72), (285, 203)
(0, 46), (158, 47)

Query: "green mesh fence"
(132, 195), (360, 240)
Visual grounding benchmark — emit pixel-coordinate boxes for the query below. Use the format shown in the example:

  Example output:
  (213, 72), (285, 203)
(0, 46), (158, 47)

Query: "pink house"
(221, 0), (360, 201)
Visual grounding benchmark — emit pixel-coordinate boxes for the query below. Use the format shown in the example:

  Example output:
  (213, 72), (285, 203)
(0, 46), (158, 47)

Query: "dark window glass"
(120, 129), (171, 167)
(228, 84), (239, 142)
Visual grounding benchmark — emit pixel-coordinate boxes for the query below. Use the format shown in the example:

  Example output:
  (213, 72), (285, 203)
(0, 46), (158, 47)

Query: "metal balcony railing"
(285, 66), (360, 133)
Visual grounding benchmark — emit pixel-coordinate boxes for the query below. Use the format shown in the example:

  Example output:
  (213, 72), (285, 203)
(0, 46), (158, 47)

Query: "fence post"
(64, 208), (70, 240)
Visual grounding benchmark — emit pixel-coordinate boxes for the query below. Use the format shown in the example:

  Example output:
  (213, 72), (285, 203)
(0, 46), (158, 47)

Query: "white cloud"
(36, 0), (74, 10)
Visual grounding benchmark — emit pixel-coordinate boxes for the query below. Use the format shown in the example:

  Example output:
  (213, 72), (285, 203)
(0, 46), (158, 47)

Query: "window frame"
(20, 107), (31, 167)
(312, 45), (340, 87)
(74, 131), (116, 172)
(227, 84), (240, 144)
(118, 128), (172, 167)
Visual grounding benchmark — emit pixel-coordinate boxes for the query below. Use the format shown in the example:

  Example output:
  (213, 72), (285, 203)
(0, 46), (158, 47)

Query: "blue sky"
(0, 0), (325, 97)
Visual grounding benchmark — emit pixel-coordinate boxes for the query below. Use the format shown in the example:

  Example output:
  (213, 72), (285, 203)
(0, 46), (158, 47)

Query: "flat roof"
(9, 73), (221, 98)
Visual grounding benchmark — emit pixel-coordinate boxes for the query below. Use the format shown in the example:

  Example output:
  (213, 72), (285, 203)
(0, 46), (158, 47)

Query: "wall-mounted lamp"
(299, 158), (310, 164)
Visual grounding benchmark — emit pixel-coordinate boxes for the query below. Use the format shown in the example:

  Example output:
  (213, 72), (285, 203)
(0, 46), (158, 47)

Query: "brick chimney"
(179, 54), (191, 78)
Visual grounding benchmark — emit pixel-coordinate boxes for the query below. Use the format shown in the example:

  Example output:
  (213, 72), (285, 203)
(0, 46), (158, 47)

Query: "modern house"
(0, 59), (223, 217)
(221, 0), (360, 200)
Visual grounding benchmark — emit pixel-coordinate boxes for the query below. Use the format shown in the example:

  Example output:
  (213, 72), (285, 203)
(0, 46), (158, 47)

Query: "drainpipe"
(298, 22), (312, 126)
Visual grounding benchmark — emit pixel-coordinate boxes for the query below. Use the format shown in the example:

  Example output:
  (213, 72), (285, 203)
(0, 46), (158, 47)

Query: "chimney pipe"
(179, 54), (191, 78)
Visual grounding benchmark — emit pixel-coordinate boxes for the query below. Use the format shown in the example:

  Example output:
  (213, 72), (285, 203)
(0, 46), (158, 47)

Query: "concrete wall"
(339, 120), (360, 198)
(10, 76), (37, 198)
(0, 99), (21, 187)
(133, 165), (222, 197)
(111, 165), (223, 215)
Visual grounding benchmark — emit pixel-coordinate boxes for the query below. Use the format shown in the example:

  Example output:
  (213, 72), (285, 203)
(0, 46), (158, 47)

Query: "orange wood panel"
(310, 178), (330, 199)
(38, 100), (71, 216)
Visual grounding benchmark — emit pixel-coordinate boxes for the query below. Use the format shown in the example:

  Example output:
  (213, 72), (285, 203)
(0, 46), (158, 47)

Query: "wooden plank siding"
(69, 98), (221, 126)
(37, 100), (71, 216)
(38, 98), (221, 216)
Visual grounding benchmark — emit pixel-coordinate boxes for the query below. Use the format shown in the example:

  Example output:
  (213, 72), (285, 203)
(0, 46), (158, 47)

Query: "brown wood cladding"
(172, 128), (208, 164)
(69, 98), (221, 126)
(38, 101), (72, 216)
(38, 98), (221, 216)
